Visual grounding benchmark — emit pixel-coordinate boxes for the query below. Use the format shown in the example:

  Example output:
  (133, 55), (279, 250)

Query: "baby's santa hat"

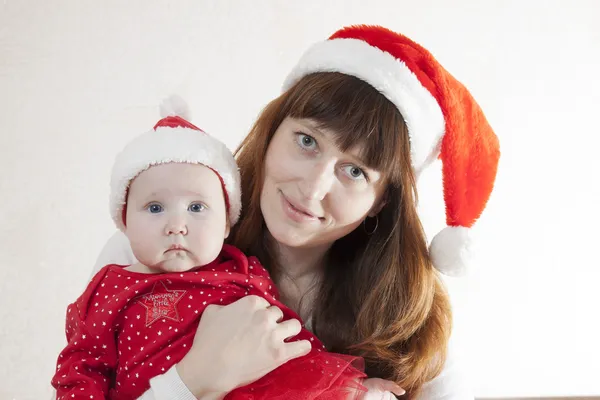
(283, 25), (500, 276)
(109, 96), (241, 231)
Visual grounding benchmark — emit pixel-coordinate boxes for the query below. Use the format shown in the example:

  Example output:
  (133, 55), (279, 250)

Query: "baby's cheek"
(129, 236), (162, 264)
(193, 232), (225, 264)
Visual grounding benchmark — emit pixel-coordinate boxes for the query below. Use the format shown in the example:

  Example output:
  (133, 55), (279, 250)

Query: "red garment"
(52, 244), (366, 400)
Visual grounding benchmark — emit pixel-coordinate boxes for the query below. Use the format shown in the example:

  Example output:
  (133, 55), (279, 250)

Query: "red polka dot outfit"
(52, 245), (365, 399)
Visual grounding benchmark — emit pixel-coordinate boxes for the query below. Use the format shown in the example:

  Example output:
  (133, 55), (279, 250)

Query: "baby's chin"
(138, 255), (199, 274)
(151, 260), (198, 274)
(138, 251), (218, 274)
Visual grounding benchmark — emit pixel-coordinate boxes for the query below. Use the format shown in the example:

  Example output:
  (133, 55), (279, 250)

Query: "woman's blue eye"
(342, 165), (366, 180)
(297, 133), (317, 150)
(148, 204), (163, 213)
(189, 203), (205, 213)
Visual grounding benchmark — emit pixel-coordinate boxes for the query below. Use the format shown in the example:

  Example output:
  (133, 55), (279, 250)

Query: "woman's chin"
(267, 222), (321, 249)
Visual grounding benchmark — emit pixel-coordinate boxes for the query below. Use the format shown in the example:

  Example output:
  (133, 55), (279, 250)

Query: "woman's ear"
(368, 191), (388, 217)
(368, 203), (385, 218)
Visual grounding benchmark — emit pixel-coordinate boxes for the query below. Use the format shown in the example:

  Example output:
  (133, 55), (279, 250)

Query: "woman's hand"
(176, 295), (312, 399)
(358, 377), (406, 399)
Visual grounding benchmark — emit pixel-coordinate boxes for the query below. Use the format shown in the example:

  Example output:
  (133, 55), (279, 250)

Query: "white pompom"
(429, 226), (473, 277)
(159, 95), (191, 120)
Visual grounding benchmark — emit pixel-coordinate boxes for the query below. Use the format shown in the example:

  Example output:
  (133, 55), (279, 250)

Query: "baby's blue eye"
(189, 203), (205, 213)
(148, 204), (163, 213)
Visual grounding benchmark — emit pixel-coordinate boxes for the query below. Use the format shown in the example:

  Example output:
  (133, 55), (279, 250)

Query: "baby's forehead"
(128, 162), (225, 198)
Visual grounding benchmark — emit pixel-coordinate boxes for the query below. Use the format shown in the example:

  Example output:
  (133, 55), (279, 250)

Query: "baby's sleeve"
(247, 256), (272, 279)
(51, 272), (118, 399)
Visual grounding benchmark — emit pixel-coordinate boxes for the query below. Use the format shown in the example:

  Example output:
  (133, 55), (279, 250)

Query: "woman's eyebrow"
(301, 121), (376, 170)
(300, 121), (326, 139)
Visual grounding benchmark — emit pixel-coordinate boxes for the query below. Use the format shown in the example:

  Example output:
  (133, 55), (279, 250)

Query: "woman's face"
(260, 117), (387, 249)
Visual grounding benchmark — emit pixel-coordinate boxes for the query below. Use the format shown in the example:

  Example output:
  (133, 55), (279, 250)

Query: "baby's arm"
(52, 269), (119, 399)
(51, 301), (116, 399)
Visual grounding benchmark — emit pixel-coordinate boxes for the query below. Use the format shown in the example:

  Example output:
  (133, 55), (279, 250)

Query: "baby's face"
(124, 163), (229, 273)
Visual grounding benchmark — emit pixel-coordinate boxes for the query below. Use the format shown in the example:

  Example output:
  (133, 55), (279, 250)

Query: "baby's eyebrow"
(180, 190), (206, 197)
(142, 192), (162, 202)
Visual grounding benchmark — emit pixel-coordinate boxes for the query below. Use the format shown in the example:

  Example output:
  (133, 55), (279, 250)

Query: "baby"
(51, 99), (366, 400)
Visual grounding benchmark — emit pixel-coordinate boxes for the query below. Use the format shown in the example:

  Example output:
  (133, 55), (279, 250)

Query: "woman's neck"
(268, 237), (330, 319)
(275, 243), (328, 280)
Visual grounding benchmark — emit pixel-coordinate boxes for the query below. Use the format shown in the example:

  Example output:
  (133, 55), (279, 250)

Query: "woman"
(86, 25), (499, 399)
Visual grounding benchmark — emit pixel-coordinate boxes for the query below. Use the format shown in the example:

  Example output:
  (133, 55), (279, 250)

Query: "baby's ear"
(224, 215), (231, 239)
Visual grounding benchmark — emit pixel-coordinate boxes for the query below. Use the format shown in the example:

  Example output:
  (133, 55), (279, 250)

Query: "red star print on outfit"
(136, 281), (186, 326)
(51, 245), (366, 400)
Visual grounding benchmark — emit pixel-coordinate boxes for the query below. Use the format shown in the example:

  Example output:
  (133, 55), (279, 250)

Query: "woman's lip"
(279, 191), (321, 222)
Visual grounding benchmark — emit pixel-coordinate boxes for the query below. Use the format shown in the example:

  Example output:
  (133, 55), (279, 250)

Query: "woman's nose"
(298, 160), (335, 201)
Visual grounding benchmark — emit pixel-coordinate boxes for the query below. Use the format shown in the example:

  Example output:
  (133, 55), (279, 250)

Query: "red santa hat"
(109, 96), (241, 231)
(283, 25), (500, 276)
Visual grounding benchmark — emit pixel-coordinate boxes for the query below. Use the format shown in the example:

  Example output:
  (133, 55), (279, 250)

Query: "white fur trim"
(160, 95), (191, 120)
(429, 226), (473, 277)
(109, 126), (241, 231)
(283, 38), (445, 174)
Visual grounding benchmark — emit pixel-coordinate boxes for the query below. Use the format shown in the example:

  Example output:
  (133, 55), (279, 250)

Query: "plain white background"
(1, 1), (599, 399)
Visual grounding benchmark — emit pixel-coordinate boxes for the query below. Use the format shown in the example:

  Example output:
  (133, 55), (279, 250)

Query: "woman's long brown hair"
(228, 72), (452, 397)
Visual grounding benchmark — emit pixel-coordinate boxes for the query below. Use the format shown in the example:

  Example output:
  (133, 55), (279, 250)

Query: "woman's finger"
(266, 305), (284, 322)
(362, 378), (405, 396)
(280, 339), (311, 362)
(241, 294), (271, 310)
(273, 318), (302, 341)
